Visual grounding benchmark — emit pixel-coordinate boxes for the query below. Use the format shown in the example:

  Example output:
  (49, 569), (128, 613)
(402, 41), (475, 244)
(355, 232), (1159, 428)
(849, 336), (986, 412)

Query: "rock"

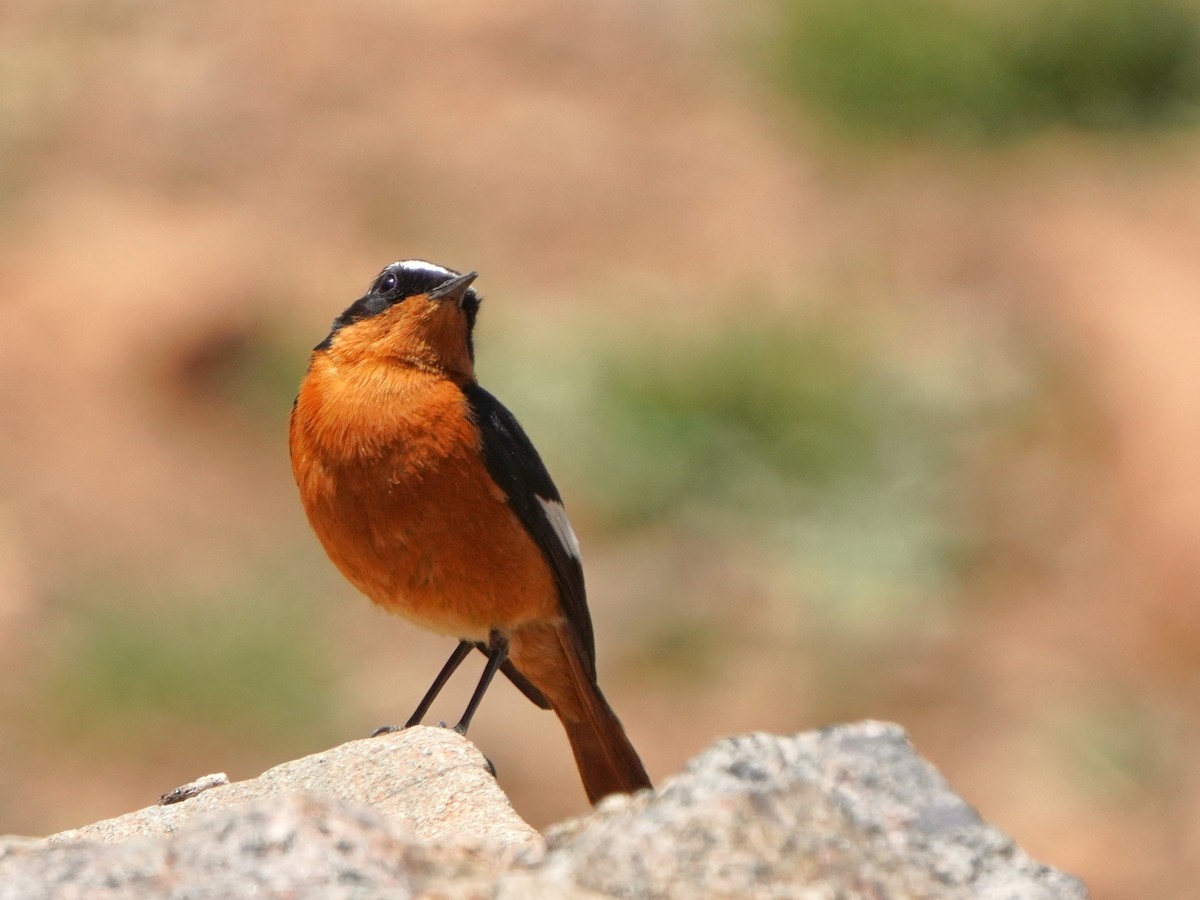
(0, 722), (1087, 898)
(522, 722), (1088, 899)
(158, 772), (230, 805)
(45, 725), (541, 854)
(1, 794), (507, 899)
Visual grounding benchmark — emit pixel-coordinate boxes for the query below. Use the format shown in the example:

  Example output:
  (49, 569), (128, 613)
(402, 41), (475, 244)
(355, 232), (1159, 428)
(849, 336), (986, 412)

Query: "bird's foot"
(370, 724), (401, 737)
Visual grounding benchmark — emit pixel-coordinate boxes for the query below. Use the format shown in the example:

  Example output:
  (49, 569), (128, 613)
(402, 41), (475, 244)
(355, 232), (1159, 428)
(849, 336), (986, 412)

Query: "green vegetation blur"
(772, 0), (1200, 138)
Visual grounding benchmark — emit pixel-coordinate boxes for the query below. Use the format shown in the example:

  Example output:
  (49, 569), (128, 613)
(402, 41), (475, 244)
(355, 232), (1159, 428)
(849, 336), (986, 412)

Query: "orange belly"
(290, 366), (561, 639)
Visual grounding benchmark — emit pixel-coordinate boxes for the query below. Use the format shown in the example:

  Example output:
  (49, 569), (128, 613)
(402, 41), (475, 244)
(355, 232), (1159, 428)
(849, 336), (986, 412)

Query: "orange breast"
(289, 359), (561, 639)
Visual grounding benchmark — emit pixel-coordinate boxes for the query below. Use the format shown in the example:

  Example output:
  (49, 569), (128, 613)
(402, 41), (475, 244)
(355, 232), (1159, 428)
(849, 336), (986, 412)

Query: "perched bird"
(289, 260), (652, 804)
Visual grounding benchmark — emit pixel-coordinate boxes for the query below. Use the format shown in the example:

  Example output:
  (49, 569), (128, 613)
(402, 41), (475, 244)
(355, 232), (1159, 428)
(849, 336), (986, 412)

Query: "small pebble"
(159, 773), (230, 806)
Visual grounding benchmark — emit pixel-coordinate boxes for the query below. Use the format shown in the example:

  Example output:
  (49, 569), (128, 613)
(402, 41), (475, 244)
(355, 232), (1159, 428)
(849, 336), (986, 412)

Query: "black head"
(315, 260), (482, 356)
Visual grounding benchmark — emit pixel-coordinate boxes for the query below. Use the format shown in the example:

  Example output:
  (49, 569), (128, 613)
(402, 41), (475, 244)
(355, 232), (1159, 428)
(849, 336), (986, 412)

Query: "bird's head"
(314, 260), (481, 381)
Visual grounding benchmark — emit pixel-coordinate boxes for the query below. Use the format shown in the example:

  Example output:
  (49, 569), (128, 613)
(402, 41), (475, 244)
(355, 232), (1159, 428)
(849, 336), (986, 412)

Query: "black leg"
(453, 629), (508, 734)
(499, 655), (551, 709)
(407, 639), (475, 728)
(372, 639), (474, 736)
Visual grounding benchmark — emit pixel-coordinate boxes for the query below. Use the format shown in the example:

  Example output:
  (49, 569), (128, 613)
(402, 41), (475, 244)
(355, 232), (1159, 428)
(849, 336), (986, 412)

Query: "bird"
(289, 259), (652, 804)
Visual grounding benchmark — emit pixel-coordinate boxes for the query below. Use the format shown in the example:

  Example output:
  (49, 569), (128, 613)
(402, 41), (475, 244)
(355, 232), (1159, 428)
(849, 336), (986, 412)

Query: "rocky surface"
(530, 723), (1087, 898)
(0, 722), (1087, 899)
(41, 726), (539, 854)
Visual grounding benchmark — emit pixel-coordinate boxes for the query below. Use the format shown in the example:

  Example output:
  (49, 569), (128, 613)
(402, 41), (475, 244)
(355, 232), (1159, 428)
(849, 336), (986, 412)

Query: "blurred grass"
(488, 310), (1030, 653)
(590, 320), (982, 626)
(1057, 692), (1175, 804)
(767, 0), (1200, 140)
(42, 569), (339, 753)
(629, 618), (724, 684)
(590, 325), (883, 527)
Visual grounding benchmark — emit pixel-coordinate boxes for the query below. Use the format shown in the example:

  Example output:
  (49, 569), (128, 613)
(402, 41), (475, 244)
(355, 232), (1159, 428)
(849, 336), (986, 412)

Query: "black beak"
(427, 271), (478, 308)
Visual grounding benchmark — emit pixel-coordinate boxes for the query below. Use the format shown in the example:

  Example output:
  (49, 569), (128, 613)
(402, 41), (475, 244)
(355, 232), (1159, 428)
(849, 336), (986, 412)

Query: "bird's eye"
(375, 272), (398, 294)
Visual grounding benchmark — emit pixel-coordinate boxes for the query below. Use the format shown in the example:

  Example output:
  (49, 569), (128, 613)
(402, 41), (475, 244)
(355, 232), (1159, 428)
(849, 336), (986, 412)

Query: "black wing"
(462, 382), (597, 680)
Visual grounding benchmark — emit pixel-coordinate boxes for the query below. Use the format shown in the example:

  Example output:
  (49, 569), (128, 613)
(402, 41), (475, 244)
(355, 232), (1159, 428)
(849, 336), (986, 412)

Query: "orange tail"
(511, 624), (652, 804)
(557, 671), (652, 804)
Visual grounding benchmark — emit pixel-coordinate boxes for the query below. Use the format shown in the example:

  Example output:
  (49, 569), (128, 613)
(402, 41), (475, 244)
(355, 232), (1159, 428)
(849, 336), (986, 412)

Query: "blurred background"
(2, 1), (1199, 896)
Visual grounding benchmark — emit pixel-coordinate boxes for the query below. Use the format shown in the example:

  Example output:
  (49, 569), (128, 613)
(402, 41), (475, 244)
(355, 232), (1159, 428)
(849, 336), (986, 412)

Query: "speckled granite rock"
(521, 722), (1088, 899)
(45, 725), (540, 853)
(1, 794), (512, 899)
(0, 722), (1087, 899)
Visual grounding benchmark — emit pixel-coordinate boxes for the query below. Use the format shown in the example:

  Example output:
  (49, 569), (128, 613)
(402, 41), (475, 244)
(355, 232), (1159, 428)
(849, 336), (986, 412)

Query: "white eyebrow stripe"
(391, 259), (455, 277)
(537, 496), (582, 562)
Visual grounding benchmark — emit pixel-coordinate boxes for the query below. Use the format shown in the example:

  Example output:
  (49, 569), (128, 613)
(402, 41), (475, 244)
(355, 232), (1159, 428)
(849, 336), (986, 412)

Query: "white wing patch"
(391, 259), (455, 277)
(537, 496), (582, 562)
